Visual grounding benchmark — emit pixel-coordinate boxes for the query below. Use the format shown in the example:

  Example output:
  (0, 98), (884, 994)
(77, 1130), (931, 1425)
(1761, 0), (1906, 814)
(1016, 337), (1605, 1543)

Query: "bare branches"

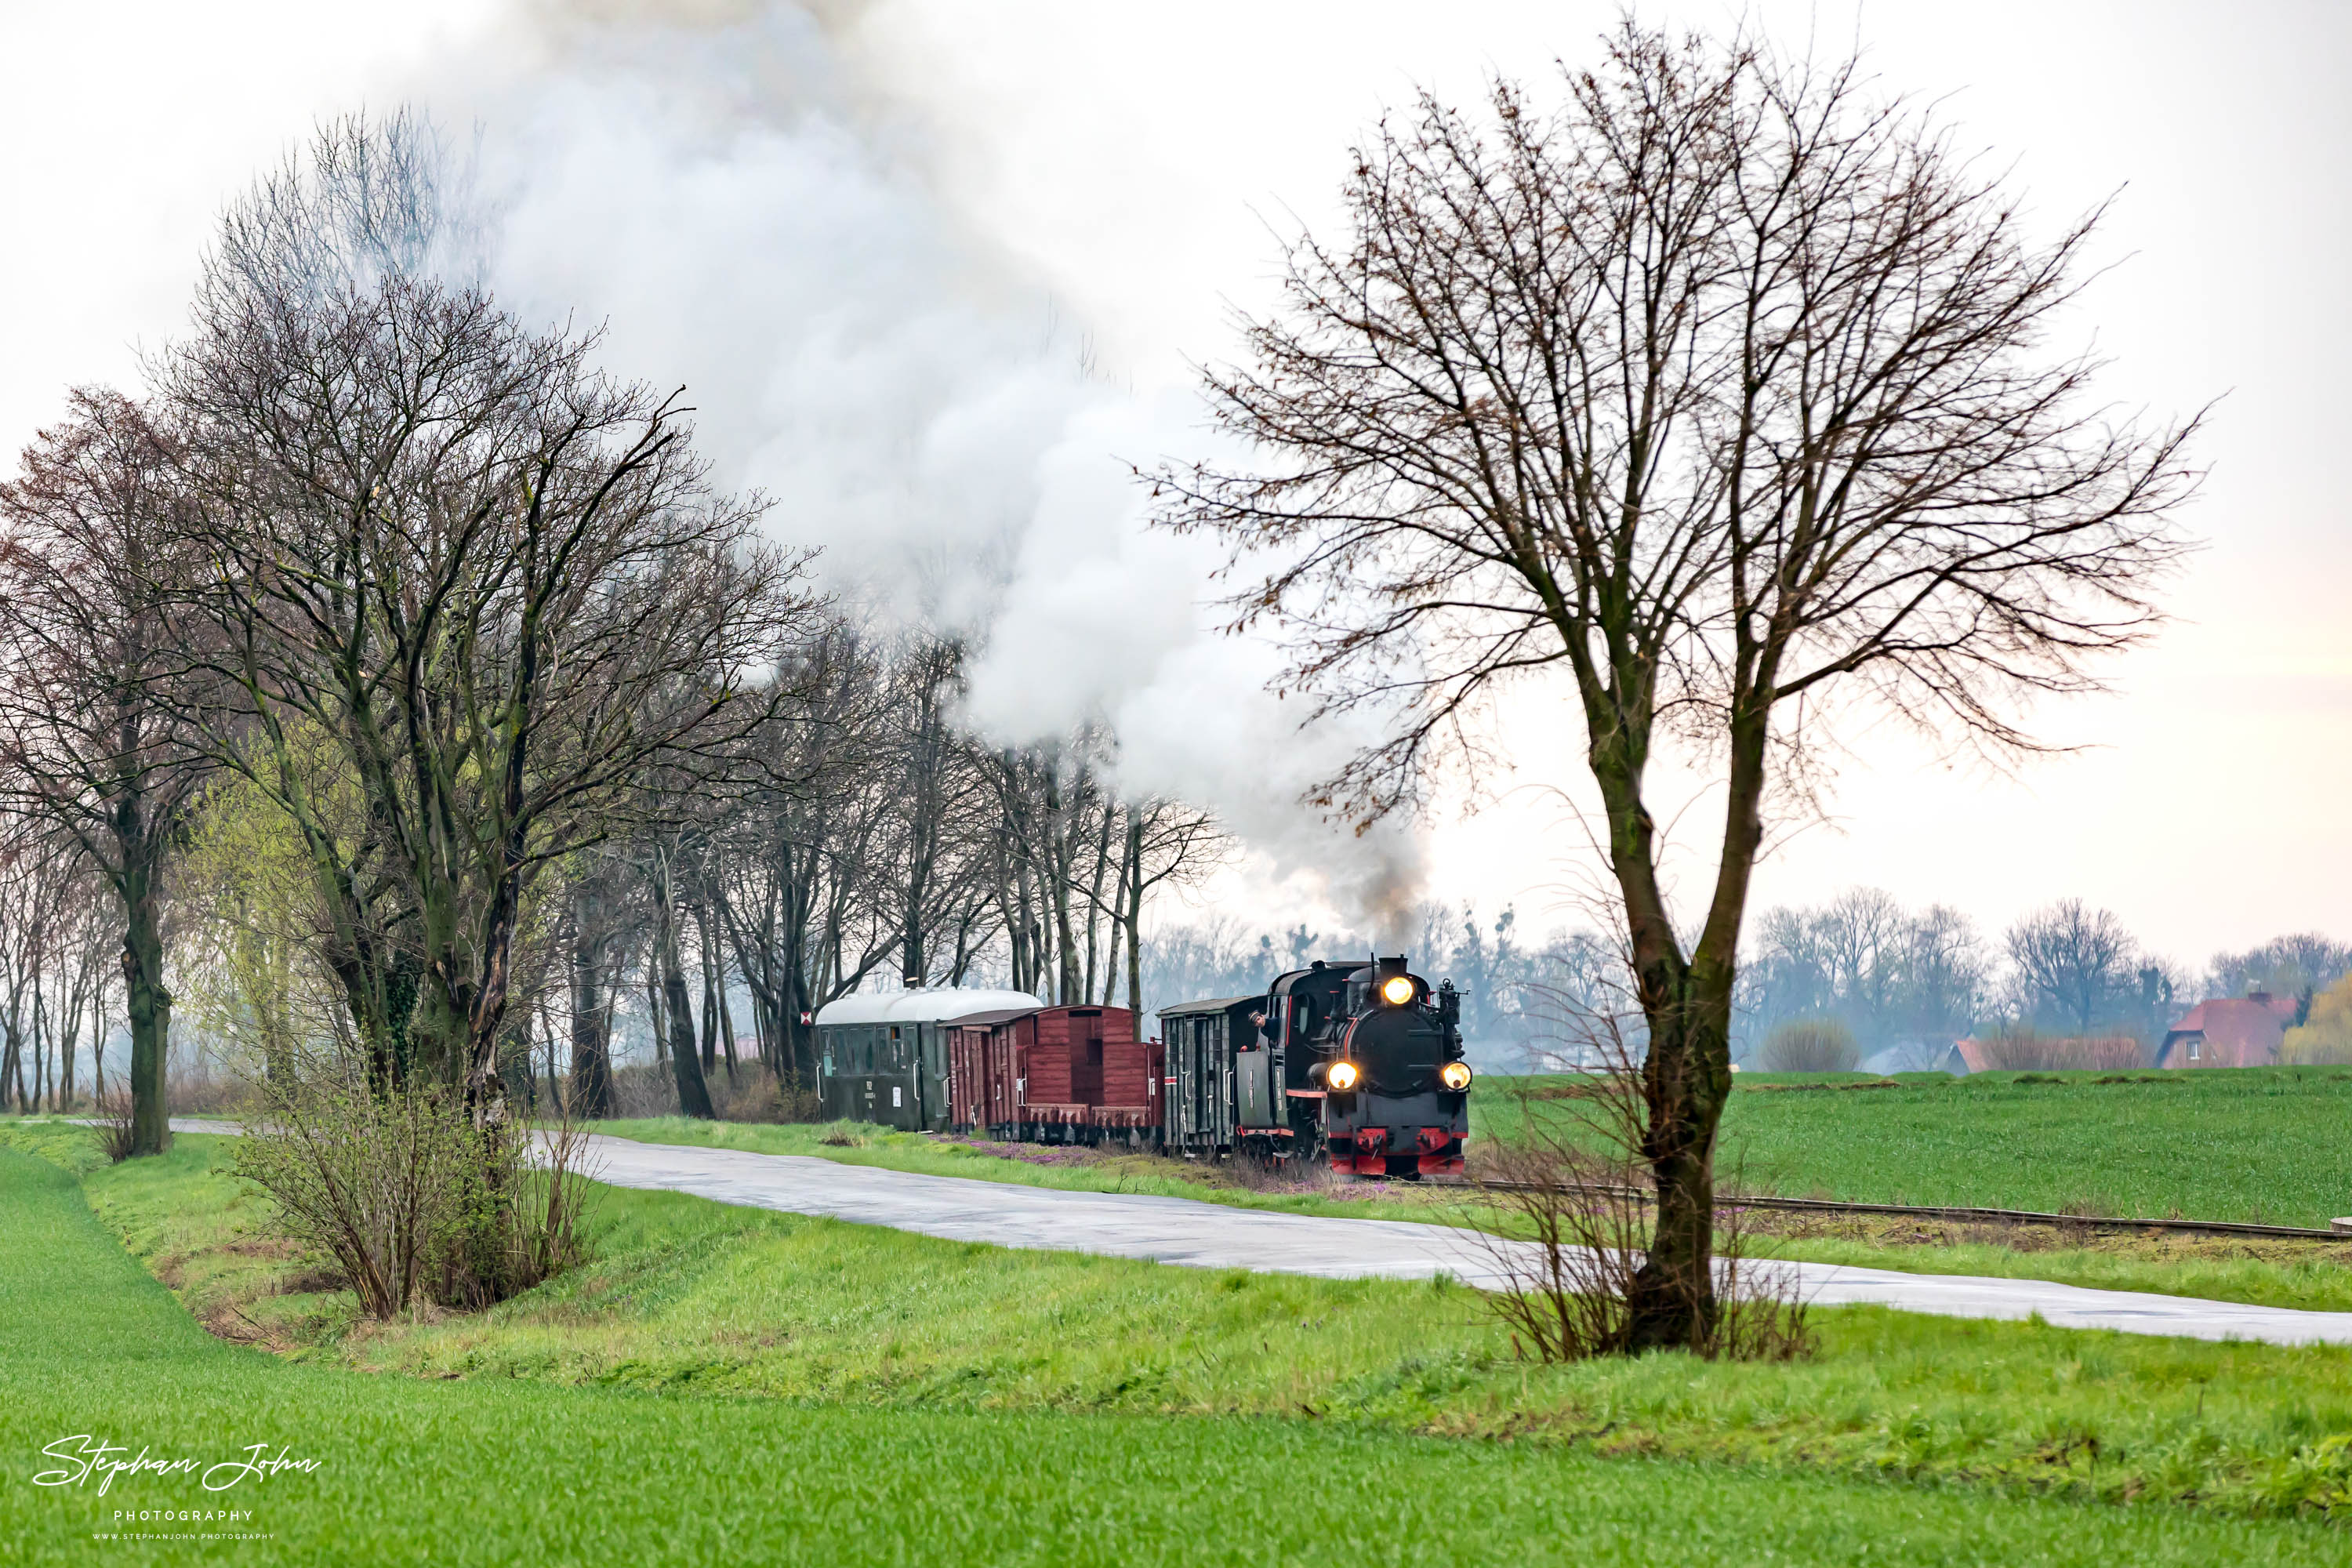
(1160, 25), (2196, 830)
(148, 119), (827, 1111)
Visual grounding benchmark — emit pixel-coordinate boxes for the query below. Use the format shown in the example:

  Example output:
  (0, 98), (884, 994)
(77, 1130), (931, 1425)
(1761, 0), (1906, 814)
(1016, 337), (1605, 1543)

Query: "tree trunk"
(568, 892), (614, 1120)
(543, 1001), (565, 1118)
(498, 1023), (536, 1115)
(655, 850), (715, 1120)
(60, 987), (78, 1109)
(31, 965), (46, 1112)
(122, 852), (172, 1157)
(694, 893), (728, 1080)
(646, 968), (667, 1068)
(1601, 691), (1763, 1352)
(713, 947), (740, 1083)
(1123, 812), (1145, 1017)
(90, 989), (106, 1102)
(1083, 800), (1113, 1003)
(1624, 990), (1728, 1349)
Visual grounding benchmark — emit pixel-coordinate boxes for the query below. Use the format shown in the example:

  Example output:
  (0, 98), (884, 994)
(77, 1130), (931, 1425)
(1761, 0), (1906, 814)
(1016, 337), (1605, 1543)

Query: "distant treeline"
(1738, 892), (2349, 1067)
(1136, 894), (2352, 1072)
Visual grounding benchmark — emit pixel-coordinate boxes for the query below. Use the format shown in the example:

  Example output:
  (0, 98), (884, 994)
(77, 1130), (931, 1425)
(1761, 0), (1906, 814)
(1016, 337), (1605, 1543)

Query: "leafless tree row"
(0, 111), (1226, 1145)
(0, 835), (116, 1112)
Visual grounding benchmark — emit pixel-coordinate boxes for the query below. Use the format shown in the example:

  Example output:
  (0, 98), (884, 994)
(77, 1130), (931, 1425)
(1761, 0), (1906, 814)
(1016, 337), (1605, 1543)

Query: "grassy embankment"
(590, 1065), (2352, 1312)
(6, 1120), (2349, 1560)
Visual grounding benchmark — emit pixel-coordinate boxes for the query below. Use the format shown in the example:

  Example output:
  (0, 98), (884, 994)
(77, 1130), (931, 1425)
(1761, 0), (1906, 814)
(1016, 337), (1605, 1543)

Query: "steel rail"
(1467, 1181), (2352, 1242)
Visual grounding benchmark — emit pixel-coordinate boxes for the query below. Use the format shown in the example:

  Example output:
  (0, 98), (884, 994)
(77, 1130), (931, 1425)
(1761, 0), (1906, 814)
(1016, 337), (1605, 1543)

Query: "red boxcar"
(945, 1004), (1161, 1144)
(946, 1006), (1031, 1131)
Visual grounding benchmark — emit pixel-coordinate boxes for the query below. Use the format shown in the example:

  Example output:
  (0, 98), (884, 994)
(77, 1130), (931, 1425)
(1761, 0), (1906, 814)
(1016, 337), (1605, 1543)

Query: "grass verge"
(13, 1121), (2350, 1545)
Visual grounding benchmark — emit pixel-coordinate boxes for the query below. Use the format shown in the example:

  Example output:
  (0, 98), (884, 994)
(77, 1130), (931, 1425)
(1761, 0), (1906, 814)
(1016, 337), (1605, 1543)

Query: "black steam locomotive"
(1160, 955), (1472, 1178)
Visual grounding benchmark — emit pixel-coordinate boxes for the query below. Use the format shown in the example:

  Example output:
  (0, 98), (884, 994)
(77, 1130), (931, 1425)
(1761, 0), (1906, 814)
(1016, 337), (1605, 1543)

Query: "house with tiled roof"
(2155, 993), (2301, 1069)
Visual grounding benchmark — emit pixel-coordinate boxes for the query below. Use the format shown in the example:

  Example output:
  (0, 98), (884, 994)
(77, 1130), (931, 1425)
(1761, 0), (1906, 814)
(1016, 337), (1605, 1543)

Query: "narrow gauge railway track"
(1460, 1180), (2352, 1242)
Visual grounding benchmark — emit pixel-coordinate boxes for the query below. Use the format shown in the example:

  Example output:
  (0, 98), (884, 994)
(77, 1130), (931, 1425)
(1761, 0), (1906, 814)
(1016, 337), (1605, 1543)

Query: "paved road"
(163, 1119), (2352, 1347)
(564, 1131), (2352, 1348)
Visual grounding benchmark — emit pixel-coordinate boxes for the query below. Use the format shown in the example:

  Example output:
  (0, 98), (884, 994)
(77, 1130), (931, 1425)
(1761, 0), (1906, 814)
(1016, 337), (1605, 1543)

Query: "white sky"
(2, 0), (2344, 971)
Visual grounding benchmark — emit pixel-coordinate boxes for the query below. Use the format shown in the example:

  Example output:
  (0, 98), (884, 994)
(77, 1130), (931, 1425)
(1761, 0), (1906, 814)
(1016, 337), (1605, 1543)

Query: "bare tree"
(1159, 25), (2197, 1347)
(888, 633), (989, 988)
(715, 622), (902, 1085)
(162, 254), (814, 1115)
(645, 836), (715, 1119)
(1107, 800), (1226, 1014)
(2208, 934), (2351, 1004)
(0, 390), (210, 1152)
(2005, 898), (2138, 1034)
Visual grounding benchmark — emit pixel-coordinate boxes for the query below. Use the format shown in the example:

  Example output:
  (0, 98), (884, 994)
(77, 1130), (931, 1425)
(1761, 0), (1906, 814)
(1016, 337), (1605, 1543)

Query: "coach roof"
(1156, 995), (1261, 1018)
(813, 989), (1044, 1028)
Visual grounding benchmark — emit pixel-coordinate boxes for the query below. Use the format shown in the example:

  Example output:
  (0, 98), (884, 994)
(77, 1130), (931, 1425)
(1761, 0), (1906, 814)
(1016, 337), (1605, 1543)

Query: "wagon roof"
(1156, 994), (1261, 1018)
(941, 1006), (1040, 1028)
(813, 988), (1044, 1027)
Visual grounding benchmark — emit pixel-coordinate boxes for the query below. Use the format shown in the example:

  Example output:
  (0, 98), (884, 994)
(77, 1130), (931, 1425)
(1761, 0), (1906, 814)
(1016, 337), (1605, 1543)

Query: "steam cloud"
(423, 0), (1428, 943)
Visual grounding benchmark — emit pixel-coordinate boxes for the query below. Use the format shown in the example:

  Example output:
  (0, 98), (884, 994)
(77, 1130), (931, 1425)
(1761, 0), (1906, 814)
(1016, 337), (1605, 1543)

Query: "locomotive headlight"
(1327, 1060), (1361, 1093)
(1379, 975), (1415, 1007)
(1439, 1061), (1473, 1092)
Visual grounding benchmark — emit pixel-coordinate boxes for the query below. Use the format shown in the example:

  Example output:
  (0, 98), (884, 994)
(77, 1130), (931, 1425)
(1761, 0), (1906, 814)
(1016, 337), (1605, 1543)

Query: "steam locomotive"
(1160, 955), (1471, 1177)
(811, 953), (1472, 1178)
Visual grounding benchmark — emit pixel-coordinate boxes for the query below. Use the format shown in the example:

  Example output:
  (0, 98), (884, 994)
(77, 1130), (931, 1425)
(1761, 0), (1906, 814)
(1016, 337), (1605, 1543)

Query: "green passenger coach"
(812, 988), (1042, 1131)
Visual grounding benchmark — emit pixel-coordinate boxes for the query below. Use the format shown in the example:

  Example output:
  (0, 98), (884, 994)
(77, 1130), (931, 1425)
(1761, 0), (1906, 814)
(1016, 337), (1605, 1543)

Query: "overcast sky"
(3, 0), (2344, 972)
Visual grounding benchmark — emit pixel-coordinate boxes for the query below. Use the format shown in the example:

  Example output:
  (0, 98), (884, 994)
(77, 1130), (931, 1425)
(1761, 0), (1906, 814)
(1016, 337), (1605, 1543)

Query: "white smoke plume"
(415, 0), (1428, 940)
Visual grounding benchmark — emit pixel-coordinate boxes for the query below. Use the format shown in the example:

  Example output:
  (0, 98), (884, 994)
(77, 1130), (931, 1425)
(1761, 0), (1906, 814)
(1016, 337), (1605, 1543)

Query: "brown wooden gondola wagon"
(942, 1003), (1160, 1145)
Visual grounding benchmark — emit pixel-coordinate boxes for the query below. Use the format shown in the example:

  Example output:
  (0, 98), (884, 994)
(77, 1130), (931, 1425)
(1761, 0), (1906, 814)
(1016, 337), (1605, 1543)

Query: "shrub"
(1976, 1026), (2143, 1072)
(233, 1065), (598, 1319)
(604, 1060), (822, 1123)
(1759, 1017), (1860, 1073)
(2283, 975), (2352, 1065)
(608, 1062), (677, 1119)
(165, 1071), (256, 1117)
(89, 1091), (139, 1163)
(710, 1065), (823, 1123)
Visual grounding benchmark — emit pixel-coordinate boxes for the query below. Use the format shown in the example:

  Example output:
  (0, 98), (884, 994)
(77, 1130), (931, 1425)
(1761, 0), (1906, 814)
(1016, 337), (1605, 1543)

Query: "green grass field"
(1703, 1069), (2352, 1225)
(6, 1123), (2350, 1562)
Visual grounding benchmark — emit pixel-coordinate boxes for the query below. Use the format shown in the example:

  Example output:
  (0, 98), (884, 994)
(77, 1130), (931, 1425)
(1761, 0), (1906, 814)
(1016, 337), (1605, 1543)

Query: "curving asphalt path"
(164, 1118), (2352, 1348)
(564, 1131), (2352, 1348)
